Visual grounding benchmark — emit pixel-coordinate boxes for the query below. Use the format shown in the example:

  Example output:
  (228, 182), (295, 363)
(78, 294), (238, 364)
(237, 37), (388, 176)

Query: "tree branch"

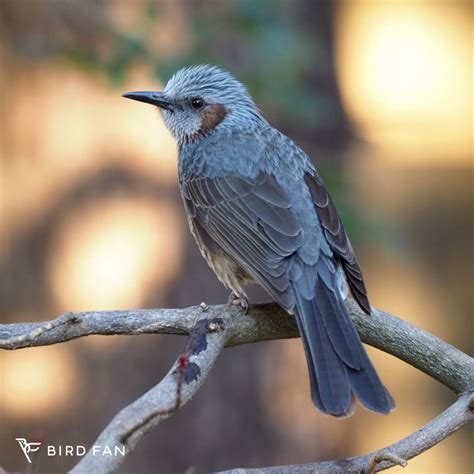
(1, 300), (472, 392)
(218, 392), (473, 473)
(1, 300), (472, 473)
(68, 305), (231, 474)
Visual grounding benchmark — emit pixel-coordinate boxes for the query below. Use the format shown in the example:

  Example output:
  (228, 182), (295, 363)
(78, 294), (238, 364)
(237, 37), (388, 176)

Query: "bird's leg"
(227, 291), (249, 314)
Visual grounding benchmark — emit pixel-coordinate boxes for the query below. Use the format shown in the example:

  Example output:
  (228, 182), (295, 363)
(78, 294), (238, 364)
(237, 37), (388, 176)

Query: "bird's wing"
(304, 172), (371, 313)
(182, 173), (304, 310)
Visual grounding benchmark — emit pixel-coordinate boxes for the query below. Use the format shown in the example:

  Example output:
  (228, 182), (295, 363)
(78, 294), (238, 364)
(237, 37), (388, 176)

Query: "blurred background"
(0, 0), (472, 473)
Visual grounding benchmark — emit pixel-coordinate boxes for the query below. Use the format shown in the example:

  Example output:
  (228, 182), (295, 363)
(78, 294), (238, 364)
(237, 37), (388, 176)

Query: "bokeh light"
(336, 1), (472, 162)
(48, 195), (183, 312)
(1, 345), (78, 419)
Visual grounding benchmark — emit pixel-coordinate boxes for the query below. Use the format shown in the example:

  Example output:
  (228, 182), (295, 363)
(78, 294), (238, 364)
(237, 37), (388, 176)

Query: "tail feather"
(346, 359), (395, 414)
(294, 295), (353, 416)
(315, 279), (364, 370)
(293, 278), (394, 417)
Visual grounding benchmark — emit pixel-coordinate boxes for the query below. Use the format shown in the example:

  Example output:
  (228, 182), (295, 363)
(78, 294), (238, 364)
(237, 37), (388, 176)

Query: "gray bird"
(123, 65), (394, 417)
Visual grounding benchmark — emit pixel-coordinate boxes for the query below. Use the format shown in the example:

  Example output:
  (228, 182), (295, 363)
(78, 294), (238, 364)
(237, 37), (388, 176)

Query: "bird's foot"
(227, 292), (249, 314)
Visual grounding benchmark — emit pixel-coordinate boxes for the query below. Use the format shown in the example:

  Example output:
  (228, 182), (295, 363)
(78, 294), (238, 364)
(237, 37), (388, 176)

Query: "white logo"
(16, 438), (42, 463)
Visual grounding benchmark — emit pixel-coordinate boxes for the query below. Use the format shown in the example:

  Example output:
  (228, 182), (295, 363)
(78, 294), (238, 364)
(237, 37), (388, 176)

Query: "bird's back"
(179, 123), (331, 277)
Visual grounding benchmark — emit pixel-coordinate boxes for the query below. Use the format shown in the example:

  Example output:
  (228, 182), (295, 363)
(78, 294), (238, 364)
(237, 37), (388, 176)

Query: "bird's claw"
(227, 292), (249, 314)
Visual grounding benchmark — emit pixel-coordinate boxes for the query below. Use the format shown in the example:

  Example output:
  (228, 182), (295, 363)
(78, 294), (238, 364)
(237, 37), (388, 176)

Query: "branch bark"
(1, 300), (473, 473)
(218, 392), (473, 473)
(69, 305), (231, 474)
(1, 300), (472, 392)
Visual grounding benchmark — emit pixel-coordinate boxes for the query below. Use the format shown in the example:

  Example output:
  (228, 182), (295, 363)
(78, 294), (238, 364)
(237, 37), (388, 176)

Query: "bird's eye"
(191, 98), (204, 110)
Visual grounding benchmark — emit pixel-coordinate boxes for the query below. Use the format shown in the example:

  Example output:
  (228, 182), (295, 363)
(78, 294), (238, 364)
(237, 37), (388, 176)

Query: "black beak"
(122, 91), (174, 111)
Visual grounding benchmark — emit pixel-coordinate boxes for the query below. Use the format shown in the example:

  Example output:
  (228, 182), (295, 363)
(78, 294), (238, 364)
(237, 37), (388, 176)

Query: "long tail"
(293, 278), (394, 416)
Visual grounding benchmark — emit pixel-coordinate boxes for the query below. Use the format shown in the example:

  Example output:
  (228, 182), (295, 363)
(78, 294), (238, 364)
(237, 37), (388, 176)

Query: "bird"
(123, 65), (394, 417)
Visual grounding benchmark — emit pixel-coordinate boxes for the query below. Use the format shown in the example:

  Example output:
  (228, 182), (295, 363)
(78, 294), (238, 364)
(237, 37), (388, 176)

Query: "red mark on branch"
(178, 354), (188, 371)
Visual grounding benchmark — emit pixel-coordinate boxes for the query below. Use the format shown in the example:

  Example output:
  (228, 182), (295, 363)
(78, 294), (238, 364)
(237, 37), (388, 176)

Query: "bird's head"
(123, 65), (262, 144)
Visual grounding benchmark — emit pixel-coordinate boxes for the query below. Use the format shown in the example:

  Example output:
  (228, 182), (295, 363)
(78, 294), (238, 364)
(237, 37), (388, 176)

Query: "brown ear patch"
(199, 104), (228, 133)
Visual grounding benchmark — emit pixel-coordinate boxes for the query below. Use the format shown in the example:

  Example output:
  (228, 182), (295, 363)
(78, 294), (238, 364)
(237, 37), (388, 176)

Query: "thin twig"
(366, 452), (407, 473)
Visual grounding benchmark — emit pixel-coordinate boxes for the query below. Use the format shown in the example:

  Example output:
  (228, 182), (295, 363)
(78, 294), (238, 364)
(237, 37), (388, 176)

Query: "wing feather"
(183, 173), (303, 310)
(304, 173), (371, 314)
